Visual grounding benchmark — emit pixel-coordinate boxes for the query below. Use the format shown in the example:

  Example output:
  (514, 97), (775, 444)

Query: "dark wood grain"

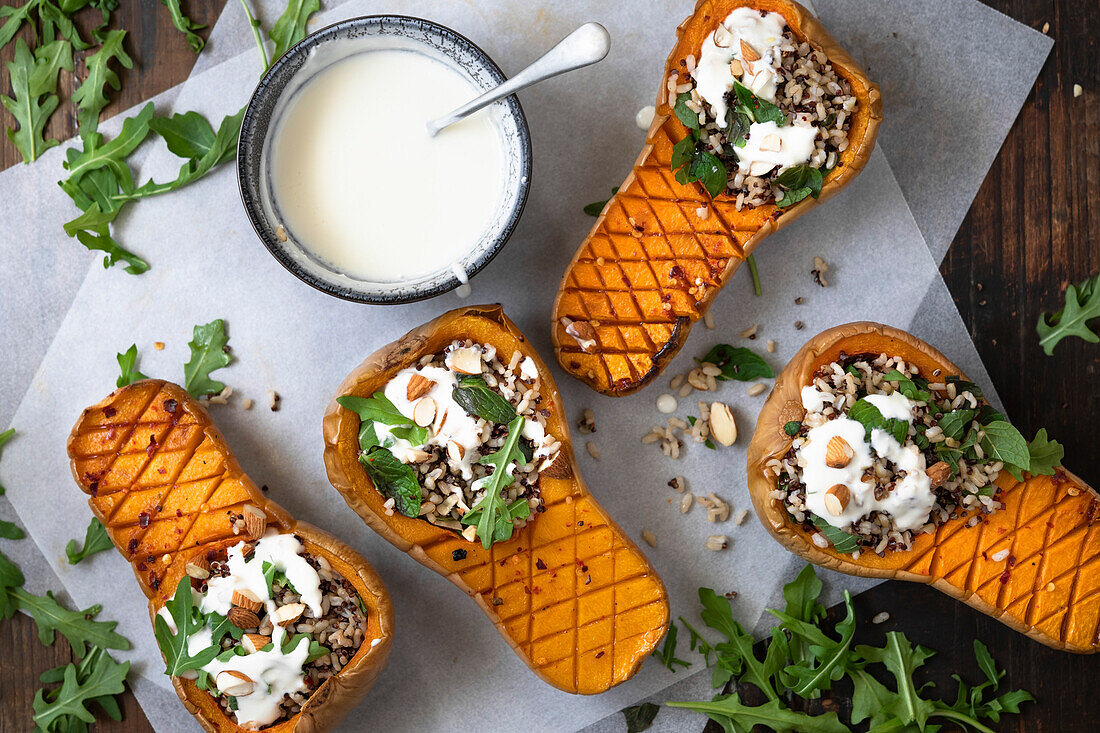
(0, 0), (1097, 731)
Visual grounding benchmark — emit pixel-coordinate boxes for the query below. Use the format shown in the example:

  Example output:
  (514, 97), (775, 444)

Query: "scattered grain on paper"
(1073, 83), (1083, 98)
(642, 529), (657, 548)
(680, 493), (693, 513)
(747, 382), (767, 397)
(267, 390), (281, 411)
(703, 310), (715, 330)
(656, 393), (678, 414)
(766, 339), (776, 353)
(585, 441), (601, 460)
(739, 324), (758, 339)
(705, 535), (729, 551)
(735, 509), (749, 525)
(240, 398), (253, 410)
(154, 341), (165, 351)
(872, 612), (890, 624)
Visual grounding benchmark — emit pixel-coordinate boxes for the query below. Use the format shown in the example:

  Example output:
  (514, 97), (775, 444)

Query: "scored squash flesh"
(322, 304), (670, 694)
(551, 0), (882, 396)
(67, 380), (395, 732)
(746, 322), (1100, 653)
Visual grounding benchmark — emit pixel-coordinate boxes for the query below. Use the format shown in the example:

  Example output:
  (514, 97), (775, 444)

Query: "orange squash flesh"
(746, 322), (1100, 653)
(551, 0), (883, 396)
(67, 380), (395, 732)
(322, 304), (670, 694)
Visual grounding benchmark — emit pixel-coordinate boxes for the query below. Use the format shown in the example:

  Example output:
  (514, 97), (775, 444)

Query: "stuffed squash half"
(552, 0), (882, 396)
(322, 304), (670, 694)
(67, 380), (394, 731)
(746, 322), (1099, 653)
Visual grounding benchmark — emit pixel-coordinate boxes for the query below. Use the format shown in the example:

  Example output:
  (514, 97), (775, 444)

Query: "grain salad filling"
(766, 352), (1037, 556)
(338, 340), (562, 549)
(668, 7), (856, 208)
(155, 527), (368, 730)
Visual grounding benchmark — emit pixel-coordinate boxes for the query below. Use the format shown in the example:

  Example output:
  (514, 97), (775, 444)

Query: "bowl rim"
(236, 14), (533, 305)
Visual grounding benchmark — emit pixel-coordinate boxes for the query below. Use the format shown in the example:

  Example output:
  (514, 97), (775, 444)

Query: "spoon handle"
(428, 22), (611, 136)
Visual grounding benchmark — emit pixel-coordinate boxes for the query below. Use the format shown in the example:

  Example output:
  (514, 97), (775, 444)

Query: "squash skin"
(322, 304), (670, 694)
(551, 0), (883, 396)
(746, 322), (1100, 653)
(67, 380), (394, 732)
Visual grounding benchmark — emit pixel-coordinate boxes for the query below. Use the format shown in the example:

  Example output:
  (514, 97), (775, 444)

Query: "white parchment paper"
(0, 1), (1050, 731)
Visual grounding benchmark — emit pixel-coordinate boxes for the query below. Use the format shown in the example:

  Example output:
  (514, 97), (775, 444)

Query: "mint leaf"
(937, 409), (976, 441)
(338, 392), (413, 428)
(1023, 428), (1063, 477)
(774, 165), (824, 208)
(881, 368), (933, 403)
(673, 92), (700, 130)
(732, 81), (786, 126)
(979, 421), (1029, 475)
(183, 319), (232, 397)
(784, 421), (802, 436)
(359, 448), (421, 519)
(698, 344), (774, 381)
(115, 344), (147, 387)
(160, 0), (206, 53)
(452, 376), (517, 425)
(621, 702), (660, 733)
(1037, 272), (1100, 355)
(810, 514), (860, 554)
(65, 517), (113, 564)
(847, 398), (884, 441)
(582, 186), (618, 216)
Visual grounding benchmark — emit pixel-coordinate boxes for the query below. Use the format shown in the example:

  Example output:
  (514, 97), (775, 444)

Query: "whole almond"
(926, 461), (952, 488)
(241, 504), (267, 540)
(539, 452), (572, 479)
(184, 555), (210, 580)
(272, 602), (306, 627)
(216, 670), (255, 697)
(412, 397), (437, 427)
(825, 436), (855, 468)
(446, 441), (465, 463)
(824, 484), (850, 516)
(709, 402), (738, 446)
(228, 605), (260, 630)
(406, 373), (435, 401)
(564, 320), (597, 352)
(232, 589), (263, 613)
(739, 38), (761, 62)
(241, 633), (271, 654)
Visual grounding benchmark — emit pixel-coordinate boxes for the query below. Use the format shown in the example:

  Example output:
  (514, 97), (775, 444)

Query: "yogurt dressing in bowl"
(269, 49), (503, 282)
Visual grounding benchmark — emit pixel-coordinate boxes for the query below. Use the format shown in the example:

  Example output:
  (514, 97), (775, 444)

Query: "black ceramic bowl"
(237, 15), (532, 304)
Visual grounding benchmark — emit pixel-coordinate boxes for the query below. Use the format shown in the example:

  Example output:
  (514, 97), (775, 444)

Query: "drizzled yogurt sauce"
(269, 48), (504, 283)
(691, 8), (816, 176)
(797, 390), (936, 532)
(157, 531), (327, 729)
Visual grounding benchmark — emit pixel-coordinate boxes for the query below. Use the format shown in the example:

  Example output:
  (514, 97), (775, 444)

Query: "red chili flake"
(523, 585), (531, 595)
(138, 512), (150, 528)
(127, 538), (139, 553)
(999, 569), (1011, 584)
(1007, 555), (1017, 568)
(577, 520), (585, 527)
(164, 399), (178, 414)
(157, 467), (166, 475)
(176, 509), (183, 517)
(569, 360), (581, 370)
(669, 265), (687, 281)
(103, 406), (116, 418)
(535, 559), (547, 570)
(585, 575), (592, 586)
(88, 482), (98, 496)
(150, 575), (162, 590)
(532, 586), (541, 594)
(136, 562), (147, 571)
(595, 651), (605, 659)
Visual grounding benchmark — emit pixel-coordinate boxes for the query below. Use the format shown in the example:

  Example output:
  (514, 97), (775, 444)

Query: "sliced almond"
(926, 461), (951, 488)
(184, 556), (210, 580)
(446, 441), (465, 463)
(448, 347), (483, 375)
(729, 59), (744, 76)
(241, 633), (270, 654)
(434, 408), (450, 434)
(713, 24), (733, 48)
(759, 134), (782, 152)
(538, 451), (572, 479)
(564, 320), (598, 353)
(412, 397), (437, 427)
(749, 160), (776, 177)
(271, 602), (305, 627)
(709, 402), (737, 446)
(739, 38), (761, 62)
(825, 436), (855, 469)
(406, 448), (432, 463)
(232, 589), (263, 613)
(824, 484), (850, 517)
(461, 525), (478, 543)
(216, 670), (255, 697)
(227, 606), (260, 630)
(239, 541), (255, 559)
(241, 504), (267, 540)
(406, 373), (435, 401)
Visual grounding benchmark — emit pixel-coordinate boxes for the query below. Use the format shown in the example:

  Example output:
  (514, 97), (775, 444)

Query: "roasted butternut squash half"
(747, 322), (1099, 652)
(552, 0), (882, 395)
(322, 304), (670, 694)
(68, 380), (394, 731)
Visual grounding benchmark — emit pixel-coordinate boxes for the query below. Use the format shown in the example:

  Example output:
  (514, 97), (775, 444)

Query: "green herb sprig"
(1037, 272), (1100, 355)
(160, 0), (205, 53)
(698, 344), (774, 382)
(65, 517), (112, 564)
(115, 344), (147, 387)
(461, 415), (530, 549)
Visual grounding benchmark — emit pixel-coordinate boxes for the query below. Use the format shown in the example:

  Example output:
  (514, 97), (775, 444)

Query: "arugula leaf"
(0, 549), (25, 620)
(183, 319), (232, 397)
(855, 632), (938, 729)
(0, 1), (42, 48)
(774, 164), (824, 208)
(1037, 272), (1100, 355)
(732, 81), (786, 126)
(2, 39), (73, 163)
(148, 110), (216, 159)
(65, 517), (113, 564)
(32, 645), (129, 730)
(114, 344), (147, 387)
(154, 576), (218, 675)
(63, 101), (153, 185)
(778, 564), (824, 674)
(71, 29), (133, 140)
(160, 0), (205, 53)
(678, 616), (715, 667)
(11, 587), (130, 657)
(582, 186), (618, 216)
(268, 0), (319, 62)
(281, 632), (329, 663)
(453, 376), (517, 425)
(462, 416), (528, 549)
(651, 622), (690, 671)
(0, 427), (13, 496)
(698, 587), (780, 701)
(850, 667), (897, 726)
(667, 693), (848, 733)
(360, 448), (421, 518)
(673, 91), (700, 129)
(979, 421), (1030, 475)
(698, 344), (774, 381)
(810, 514), (860, 554)
(778, 592), (857, 698)
(38, 1), (93, 51)
(1021, 428), (1063, 478)
(75, 226), (148, 274)
(621, 702), (660, 733)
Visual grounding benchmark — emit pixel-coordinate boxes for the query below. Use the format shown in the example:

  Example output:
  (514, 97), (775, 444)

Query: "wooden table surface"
(0, 1), (1096, 731)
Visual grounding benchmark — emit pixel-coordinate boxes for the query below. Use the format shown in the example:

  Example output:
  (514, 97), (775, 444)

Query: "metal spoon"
(427, 22), (611, 136)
